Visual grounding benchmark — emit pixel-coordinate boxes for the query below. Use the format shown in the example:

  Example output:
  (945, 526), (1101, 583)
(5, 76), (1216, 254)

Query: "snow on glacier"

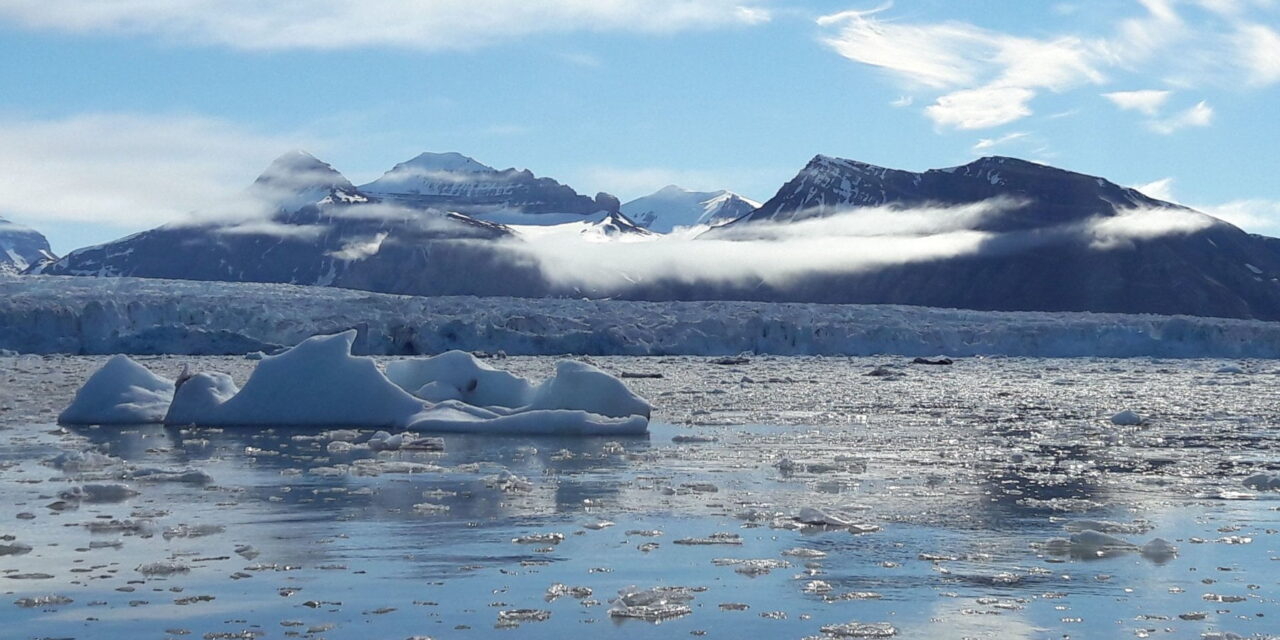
(6, 274), (1280, 358)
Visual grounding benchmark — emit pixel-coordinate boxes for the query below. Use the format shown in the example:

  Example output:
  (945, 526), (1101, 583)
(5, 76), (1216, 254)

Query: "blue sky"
(0, 0), (1277, 254)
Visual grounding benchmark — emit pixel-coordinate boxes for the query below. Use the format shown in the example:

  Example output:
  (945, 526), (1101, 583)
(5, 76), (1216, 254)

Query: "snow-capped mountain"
(510, 211), (655, 243)
(0, 216), (55, 275)
(360, 152), (618, 224)
(620, 185), (759, 232)
(691, 154), (1280, 319)
(39, 151), (542, 296)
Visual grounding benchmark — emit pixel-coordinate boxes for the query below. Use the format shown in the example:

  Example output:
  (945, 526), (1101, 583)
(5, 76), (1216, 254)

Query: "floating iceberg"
(58, 355), (174, 425)
(165, 331), (425, 428)
(386, 350), (531, 407)
(65, 330), (650, 435)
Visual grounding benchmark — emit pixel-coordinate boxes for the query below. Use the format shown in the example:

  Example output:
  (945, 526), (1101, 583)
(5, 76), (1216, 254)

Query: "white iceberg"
(163, 371), (239, 426)
(58, 355), (174, 425)
(66, 330), (651, 436)
(163, 331), (426, 428)
(386, 350), (531, 407)
(389, 351), (651, 420)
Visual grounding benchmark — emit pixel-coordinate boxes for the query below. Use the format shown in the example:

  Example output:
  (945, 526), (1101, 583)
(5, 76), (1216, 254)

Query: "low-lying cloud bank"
(493, 199), (1218, 292)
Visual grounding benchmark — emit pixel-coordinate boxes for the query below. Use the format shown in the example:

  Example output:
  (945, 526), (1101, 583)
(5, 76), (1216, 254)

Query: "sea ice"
(57, 355), (174, 425)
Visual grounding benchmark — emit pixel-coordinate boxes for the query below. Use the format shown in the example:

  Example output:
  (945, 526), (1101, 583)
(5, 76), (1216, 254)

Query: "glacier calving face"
(6, 275), (1280, 359)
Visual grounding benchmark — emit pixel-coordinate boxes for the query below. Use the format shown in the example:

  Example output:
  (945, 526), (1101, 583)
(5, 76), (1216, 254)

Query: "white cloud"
(973, 132), (1029, 152)
(925, 87), (1035, 130)
(1203, 199), (1280, 234)
(0, 113), (312, 229)
(1148, 100), (1213, 133)
(1102, 89), (1172, 115)
(1134, 177), (1178, 202)
(1130, 177), (1280, 236)
(0, 0), (770, 50)
(497, 198), (1226, 291)
(819, 0), (1276, 132)
(1235, 23), (1280, 85)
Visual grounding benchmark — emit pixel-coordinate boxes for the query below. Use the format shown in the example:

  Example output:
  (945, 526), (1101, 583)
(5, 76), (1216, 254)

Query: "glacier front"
(4, 274), (1280, 358)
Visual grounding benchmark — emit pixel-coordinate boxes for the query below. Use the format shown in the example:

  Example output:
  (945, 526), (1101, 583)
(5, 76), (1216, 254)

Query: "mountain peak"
(253, 150), (353, 191)
(397, 152), (497, 174)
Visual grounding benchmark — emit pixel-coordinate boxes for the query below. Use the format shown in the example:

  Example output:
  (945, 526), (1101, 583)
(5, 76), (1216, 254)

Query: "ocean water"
(1, 355), (1279, 639)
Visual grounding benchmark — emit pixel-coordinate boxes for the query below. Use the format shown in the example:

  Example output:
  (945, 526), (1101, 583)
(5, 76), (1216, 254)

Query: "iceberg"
(65, 330), (651, 435)
(58, 355), (174, 425)
(385, 350), (532, 407)
(164, 331), (425, 428)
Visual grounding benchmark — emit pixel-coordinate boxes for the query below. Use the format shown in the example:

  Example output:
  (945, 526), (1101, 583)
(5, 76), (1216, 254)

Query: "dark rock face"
(0, 217), (54, 274)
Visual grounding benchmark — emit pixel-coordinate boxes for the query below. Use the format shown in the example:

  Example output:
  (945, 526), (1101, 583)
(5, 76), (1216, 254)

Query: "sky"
(0, 0), (1277, 255)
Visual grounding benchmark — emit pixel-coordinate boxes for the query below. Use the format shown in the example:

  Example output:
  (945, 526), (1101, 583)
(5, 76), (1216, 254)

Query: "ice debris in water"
(58, 355), (174, 425)
(1140, 538), (1178, 560)
(1110, 410), (1143, 425)
(1063, 519), (1152, 534)
(1242, 473), (1280, 491)
(512, 533), (565, 545)
(497, 609), (551, 624)
(544, 584), (593, 601)
(1043, 530), (1139, 557)
(674, 532), (743, 545)
(816, 621), (898, 638)
(136, 561), (191, 576)
(45, 450), (116, 472)
(608, 586), (697, 621)
(126, 468), (212, 484)
(14, 595), (73, 608)
(712, 557), (792, 576)
(58, 484), (138, 503)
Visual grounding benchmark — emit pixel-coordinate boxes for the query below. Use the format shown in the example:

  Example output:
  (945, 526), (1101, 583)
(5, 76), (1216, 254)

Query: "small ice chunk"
(59, 355), (174, 425)
(820, 621), (898, 637)
(127, 468), (212, 485)
(137, 561), (191, 576)
(1140, 538), (1178, 560)
(1242, 473), (1280, 491)
(608, 586), (695, 622)
(1110, 410), (1143, 425)
(59, 484), (138, 503)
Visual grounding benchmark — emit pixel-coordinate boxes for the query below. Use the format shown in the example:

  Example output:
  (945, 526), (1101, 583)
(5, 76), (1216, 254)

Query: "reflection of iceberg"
(61, 331), (650, 435)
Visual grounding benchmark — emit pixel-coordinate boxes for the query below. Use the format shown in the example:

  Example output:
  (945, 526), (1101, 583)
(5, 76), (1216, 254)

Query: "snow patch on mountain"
(621, 185), (760, 232)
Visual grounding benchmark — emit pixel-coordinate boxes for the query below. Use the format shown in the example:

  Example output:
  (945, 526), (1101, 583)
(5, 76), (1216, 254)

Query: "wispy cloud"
(973, 131), (1029, 152)
(1148, 100), (1214, 134)
(1102, 89), (1171, 115)
(1133, 176), (1280, 236)
(0, 0), (771, 50)
(0, 113), (313, 230)
(819, 0), (1274, 132)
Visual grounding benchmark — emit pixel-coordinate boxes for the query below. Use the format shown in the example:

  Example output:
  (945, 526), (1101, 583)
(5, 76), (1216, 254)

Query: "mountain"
(0, 216), (55, 274)
(38, 151), (547, 296)
(620, 185), (760, 232)
(673, 155), (1280, 319)
(360, 152), (618, 224)
(735, 154), (1186, 228)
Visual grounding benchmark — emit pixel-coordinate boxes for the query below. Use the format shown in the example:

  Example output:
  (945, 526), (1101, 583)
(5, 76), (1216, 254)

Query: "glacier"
(4, 274), (1280, 358)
